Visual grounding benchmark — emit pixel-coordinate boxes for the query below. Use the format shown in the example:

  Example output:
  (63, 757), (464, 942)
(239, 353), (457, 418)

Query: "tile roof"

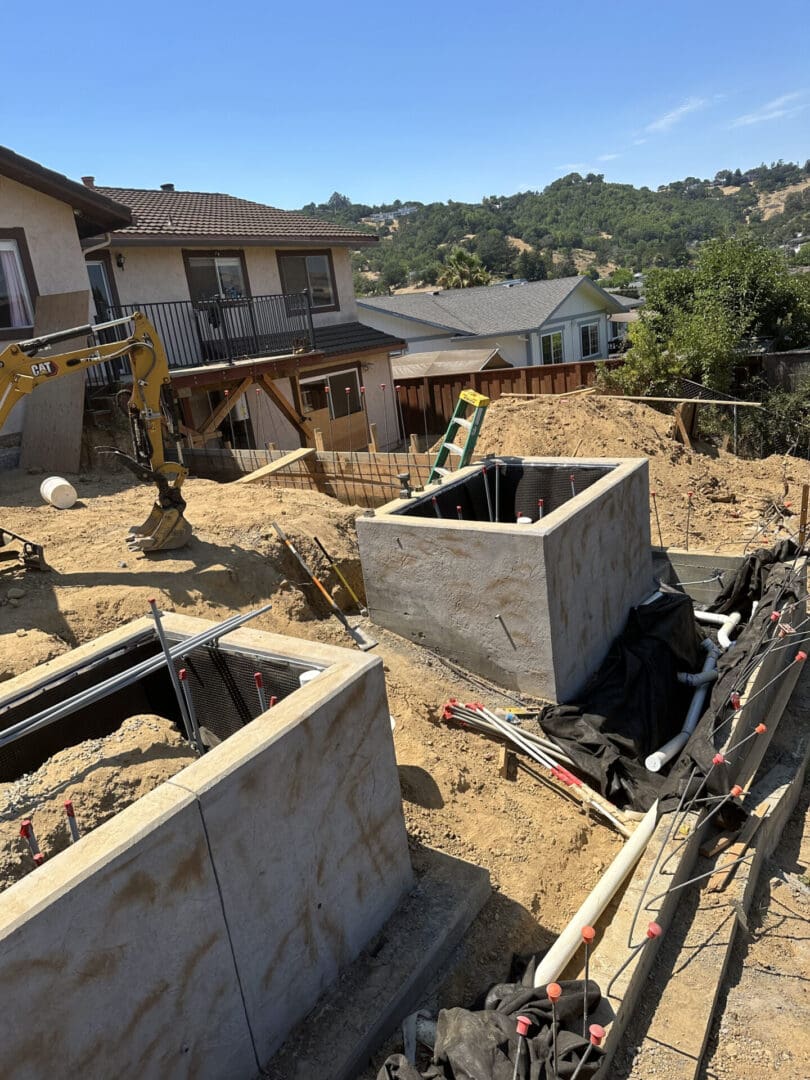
(95, 187), (377, 246)
(358, 277), (627, 336)
(312, 322), (405, 357)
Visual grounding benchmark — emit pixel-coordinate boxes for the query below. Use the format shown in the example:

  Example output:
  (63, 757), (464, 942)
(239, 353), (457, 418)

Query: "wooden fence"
(396, 359), (621, 436)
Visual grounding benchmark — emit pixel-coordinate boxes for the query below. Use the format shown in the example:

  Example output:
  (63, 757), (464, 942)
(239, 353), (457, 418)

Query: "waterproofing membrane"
(538, 542), (802, 812)
(377, 973), (603, 1080)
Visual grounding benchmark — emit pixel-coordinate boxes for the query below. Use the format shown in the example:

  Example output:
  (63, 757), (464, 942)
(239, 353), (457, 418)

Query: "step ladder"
(428, 389), (490, 484)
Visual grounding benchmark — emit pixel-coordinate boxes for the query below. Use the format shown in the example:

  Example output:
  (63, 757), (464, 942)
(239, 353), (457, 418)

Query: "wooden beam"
(232, 447), (315, 485)
(500, 393), (762, 407)
(200, 377), (252, 436)
(257, 373), (309, 445)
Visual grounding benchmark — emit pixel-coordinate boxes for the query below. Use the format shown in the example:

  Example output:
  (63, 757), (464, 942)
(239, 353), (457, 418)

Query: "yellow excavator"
(0, 312), (192, 553)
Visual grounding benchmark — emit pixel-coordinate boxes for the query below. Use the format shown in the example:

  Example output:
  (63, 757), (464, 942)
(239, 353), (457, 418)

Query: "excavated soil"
(0, 714), (195, 892)
(475, 395), (810, 552)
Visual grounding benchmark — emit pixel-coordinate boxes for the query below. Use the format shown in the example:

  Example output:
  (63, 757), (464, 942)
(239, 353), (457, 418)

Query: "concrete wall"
(110, 245), (357, 327)
(357, 458), (654, 701)
(0, 176), (92, 439)
(0, 616), (412, 1078)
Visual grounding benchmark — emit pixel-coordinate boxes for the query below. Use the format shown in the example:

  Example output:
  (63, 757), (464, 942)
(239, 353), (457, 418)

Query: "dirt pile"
(475, 395), (810, 552)
(0, 714), (195, 892)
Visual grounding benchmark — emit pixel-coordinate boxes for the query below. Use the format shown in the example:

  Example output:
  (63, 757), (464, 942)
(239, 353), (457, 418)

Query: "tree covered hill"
(297, 160), (810, 292)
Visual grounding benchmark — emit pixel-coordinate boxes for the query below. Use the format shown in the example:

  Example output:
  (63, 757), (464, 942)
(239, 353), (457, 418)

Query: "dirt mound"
(0, 714), (195, 892)
(0, 628), (68, 683)
(476, 395), (810, 552)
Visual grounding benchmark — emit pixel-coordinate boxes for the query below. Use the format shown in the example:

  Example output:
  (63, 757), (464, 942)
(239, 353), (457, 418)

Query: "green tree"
(437, 249), (491, 289)
(791, 243), (810, 266)
(474, 229), (516, 276)
(515, 249), (547, 281)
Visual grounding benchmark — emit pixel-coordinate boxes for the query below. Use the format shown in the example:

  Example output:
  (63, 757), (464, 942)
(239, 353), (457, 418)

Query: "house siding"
(0, 177), (91, 437)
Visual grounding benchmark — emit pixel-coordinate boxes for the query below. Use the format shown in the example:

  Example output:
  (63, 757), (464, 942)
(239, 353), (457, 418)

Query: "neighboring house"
(391, 347), (510, 380)
(357, 277), (629, 368)
(81, 182), (405, 451)
(0, 147), (131, 457)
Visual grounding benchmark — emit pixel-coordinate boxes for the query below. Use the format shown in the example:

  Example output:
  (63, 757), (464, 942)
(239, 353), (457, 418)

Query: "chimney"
(160, 183), (175, 192)
(82, 176), (95, 188)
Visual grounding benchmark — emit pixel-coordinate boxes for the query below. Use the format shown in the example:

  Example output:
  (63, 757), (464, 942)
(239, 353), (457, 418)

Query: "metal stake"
(148, 598), (195, 747)
(547, 982), (561, 1077)
(570, 473), (576, 498)
(581, 925), (595, 1037)
(254, 671), (268, 713)
(495, 462), (501, 522)
(177, 668), (204, 753)
(432, 496), (443, 518)
(607, 922), (662, 998)
(685, 490), (693, 551)
(482, 466), (494, 521)
(538, 498), (544, 521)
(511, 1015), (532, 1080)
(651, 490), (664, 547)
(64, 801), (80, 843)
(570, 1025), (605, 1080)
(456, 505), (464, 520)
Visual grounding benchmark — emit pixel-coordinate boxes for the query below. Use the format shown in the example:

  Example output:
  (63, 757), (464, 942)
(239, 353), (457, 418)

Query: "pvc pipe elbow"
(717, 612), (742, 650)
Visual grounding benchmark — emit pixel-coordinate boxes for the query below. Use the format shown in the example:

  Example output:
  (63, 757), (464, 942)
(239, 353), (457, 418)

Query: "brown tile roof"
(95, 187), (377, 246)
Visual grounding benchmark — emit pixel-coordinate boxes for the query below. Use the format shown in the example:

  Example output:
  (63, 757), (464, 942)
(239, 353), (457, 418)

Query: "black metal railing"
(86, 292), (316, 388)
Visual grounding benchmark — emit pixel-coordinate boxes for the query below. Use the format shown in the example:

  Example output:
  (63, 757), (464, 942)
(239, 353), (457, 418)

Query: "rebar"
(150, 599), (195, 746)
(0, 607), (270, 751)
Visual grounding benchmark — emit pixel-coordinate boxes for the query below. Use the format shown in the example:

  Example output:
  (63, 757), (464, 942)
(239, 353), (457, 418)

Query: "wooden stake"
(369, 422), (379, 453)
(799, 483), (809, 548)
(498, 746), (518, 781)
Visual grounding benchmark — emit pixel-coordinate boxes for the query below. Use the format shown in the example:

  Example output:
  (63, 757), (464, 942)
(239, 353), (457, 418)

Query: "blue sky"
(5, 0), (809, 208)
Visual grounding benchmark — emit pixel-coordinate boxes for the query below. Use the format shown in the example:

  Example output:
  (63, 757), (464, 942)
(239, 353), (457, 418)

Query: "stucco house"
(0, 147), (131, 459)
(357, 277), (629, 368)
(82, 183), (405, 451)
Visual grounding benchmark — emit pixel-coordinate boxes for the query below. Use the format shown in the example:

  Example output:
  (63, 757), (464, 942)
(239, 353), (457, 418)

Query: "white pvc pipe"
(646, 651), (717, 772)
(532, 802), (659, 988)
(694, 609), (741, 650)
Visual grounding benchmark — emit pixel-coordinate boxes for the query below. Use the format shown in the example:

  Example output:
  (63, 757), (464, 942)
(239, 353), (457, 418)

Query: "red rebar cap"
(33, 853), (45, 866)
(796, 651), (807, 662)
(254, 672), (264, 688)
(582, 925), (596, 944)
(178, 668), (187, 681)
(687, 491), (694, 497)
(755, 723), (767, 734)
(650, 490), (656, 497)
(770, 611), (781, 622)
(731, 784), (743, 797)
(516, 1015), (532, 1037)
(646, 922), (663, 939)
(19, 820), (32, 838)
(380, 383), (386, 389)
(360, 385), (366, 392)
(64, 801), (75, 816)
(546, 982), (562, 1003)
(712, 753), (725, 766)
(589, 1024), (606, 1046)
(730, 692), (741, 709)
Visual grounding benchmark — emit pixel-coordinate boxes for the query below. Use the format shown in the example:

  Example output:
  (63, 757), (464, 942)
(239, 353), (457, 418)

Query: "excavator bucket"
(127, 503), (193, 552)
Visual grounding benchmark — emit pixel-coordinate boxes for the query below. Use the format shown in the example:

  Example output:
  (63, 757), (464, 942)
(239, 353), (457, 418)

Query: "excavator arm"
(0, 312), (192, 552)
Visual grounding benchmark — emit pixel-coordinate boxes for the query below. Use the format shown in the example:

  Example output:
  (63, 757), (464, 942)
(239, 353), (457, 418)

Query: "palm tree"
(437, 248), (491, 289)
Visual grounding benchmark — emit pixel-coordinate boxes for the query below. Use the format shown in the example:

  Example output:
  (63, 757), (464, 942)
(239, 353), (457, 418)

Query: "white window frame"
(300, 367), (362, 420)
(580, 321), (600, 359)
(0, 238), (34, 329)
(540, 330), (564, 365)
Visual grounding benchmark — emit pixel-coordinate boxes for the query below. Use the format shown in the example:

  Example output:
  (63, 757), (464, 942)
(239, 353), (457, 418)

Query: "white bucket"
(298, 669), (322, 688)
(40, 476), (77, 510)
(516, 515), (532, 525)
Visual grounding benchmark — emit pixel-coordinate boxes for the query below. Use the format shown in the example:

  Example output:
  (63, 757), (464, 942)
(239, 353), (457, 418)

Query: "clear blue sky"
(7, 0), (809, 208)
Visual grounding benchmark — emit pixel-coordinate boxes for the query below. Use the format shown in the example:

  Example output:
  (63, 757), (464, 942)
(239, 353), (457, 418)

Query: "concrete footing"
(0, 615), (413, 1079)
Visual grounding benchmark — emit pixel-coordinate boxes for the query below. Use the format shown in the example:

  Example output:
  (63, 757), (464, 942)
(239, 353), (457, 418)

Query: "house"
(82, 182), (406, 451)
(358, 277), (629, 368)
(391, 346), (510, 381)
(0, 146), (131, 465)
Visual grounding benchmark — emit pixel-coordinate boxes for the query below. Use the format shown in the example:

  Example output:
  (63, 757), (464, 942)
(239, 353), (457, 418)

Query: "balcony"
(89, 292), (316, 387)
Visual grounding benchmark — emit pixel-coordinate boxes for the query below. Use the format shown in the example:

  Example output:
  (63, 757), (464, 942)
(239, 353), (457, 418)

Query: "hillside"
(299, 159), (810, 291)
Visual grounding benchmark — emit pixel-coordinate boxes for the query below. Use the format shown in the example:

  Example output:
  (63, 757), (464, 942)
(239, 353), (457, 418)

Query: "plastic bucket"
(298, 669), (322, 688)
(40, 476), (77, 510)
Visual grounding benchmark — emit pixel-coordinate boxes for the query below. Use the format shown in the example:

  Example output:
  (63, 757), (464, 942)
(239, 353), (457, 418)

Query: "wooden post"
(799, 484), (809, 548)
(313, 427), (325, 452)
(369, 422), (379, 453)
(498, 747), (517, 781)
(409, 433), (420, 454)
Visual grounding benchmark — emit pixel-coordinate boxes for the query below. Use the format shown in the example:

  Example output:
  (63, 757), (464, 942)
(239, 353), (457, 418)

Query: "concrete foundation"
(356, 456), (654, 702)
(0, 615), (413, 1079)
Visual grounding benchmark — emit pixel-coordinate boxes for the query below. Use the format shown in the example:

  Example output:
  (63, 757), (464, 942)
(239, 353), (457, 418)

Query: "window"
(580, 322), (600, 358)
(0, 238), (34, 330)
(87, 260), (115, 321)
(185, 253), (247, 302)
(541, 331), (563, 365)
(300, 368), (361, 419)
(277, 251), (338, 311)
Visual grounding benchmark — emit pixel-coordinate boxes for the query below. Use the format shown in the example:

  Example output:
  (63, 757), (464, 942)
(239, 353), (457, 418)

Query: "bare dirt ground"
(476, 395), (809, 552)
(2, 395), (808, 1074)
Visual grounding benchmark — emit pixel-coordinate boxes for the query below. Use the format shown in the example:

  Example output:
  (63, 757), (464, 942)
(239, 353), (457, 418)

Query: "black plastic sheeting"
(377, 974), (603, 1080)
(539, 542), (803, 812)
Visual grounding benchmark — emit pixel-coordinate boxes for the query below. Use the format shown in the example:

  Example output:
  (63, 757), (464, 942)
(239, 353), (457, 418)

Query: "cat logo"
(30, 361), (59, 378)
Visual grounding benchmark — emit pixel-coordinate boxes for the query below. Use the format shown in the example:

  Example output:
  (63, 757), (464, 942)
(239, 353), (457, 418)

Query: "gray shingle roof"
(358, 277), (626, 336)
(392, 348), (510, 379)
(96, 187), (377, 246)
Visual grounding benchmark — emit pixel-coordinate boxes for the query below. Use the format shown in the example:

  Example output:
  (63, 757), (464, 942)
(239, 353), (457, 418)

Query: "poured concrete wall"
(357, 457), (654, 702)
(0, 615), (412, 1079)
